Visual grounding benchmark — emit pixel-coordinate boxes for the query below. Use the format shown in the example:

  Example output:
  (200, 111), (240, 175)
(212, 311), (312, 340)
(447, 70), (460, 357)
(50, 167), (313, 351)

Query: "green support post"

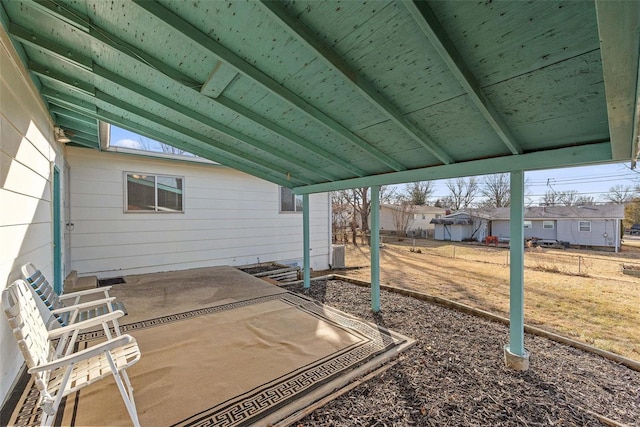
(505, 170), (529, 369)
(303, 193), (310, 289)
(370, 186), (380, 312)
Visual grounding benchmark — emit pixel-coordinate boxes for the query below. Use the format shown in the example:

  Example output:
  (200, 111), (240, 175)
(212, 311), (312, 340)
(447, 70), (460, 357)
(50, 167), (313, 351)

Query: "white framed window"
(579, 221), (591, 232)
(523, 221), (532, 229)
(422, 214), (426, 220)
(280, 186), (303, 212)
(543, 221), (554, 229)
(125, 172), (184, 212)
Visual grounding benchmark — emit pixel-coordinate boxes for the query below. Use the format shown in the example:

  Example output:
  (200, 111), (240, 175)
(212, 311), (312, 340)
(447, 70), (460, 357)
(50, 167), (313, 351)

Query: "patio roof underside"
(2, 0), (639, 194)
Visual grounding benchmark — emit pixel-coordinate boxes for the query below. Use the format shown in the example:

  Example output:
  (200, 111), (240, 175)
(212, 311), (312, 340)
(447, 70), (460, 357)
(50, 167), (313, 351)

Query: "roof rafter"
(92, 64), (340, 182)
(259, 0), (454, 165)
(404, 0), (523, 156)
(132, 0), (408, 172)
(49, 105), (97, 125)
(22, 1), (367, 178)
(41, 86), (301, 188)
(38, 79), (313, 186)
(15, 21), (334, 183)
(294, 143), (612, 195)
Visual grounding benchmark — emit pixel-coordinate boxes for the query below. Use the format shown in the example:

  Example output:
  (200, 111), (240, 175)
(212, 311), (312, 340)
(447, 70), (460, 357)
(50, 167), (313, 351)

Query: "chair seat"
(47, 340), (140, 397)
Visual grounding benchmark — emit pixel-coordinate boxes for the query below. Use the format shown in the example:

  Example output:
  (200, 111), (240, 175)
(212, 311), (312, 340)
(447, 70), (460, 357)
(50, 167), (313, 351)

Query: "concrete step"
(64, 271), (98, 293)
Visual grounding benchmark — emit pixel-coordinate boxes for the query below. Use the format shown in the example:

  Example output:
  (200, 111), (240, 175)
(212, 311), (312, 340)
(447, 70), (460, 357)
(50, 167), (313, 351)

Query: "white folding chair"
(3, 279), (141, 427)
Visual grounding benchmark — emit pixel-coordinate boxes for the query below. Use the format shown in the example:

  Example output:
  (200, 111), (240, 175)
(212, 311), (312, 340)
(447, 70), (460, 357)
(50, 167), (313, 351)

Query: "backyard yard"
(330, 238), (640, 361)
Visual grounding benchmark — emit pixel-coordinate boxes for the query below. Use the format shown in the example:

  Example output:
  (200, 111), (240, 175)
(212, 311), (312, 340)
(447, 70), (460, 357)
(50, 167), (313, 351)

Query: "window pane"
(280, 187), (294, 211)
(543, 221), (554, 229)
(127, 174), (155, 211)
(295, 194), (303, 212)
(579, 221), (591, 232)
(524, 221), (532, 228)
(157, 176), (183, 212)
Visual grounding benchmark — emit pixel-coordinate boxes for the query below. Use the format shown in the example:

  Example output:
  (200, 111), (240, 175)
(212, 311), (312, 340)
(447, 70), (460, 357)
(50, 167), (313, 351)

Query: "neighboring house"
(431, 206), (624, 250)
(0, 38), (330, 402)
(431, 211), (490, 242)
(378, 204), (446, 237)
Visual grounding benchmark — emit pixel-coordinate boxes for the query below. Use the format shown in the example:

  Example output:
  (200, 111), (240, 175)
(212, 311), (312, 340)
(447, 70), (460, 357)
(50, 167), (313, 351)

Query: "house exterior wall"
(450, 225), (463, 241)
(491, 220), (558, 240)
(379, 206), (397, 232)
(66, 148), (331, 277)
(407, 211), (442, 235)
(557, 219), (617, 248)
(0, 31), (69, 405)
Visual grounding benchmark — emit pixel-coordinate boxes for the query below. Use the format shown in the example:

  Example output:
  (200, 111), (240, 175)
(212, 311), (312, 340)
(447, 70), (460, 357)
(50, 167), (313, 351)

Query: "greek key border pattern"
(77, 293), (289, 341)
(176, 299), (403, 426)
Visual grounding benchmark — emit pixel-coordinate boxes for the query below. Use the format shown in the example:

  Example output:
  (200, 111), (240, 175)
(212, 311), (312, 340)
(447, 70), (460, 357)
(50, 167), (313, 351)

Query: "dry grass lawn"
(332, 238), (640, 361)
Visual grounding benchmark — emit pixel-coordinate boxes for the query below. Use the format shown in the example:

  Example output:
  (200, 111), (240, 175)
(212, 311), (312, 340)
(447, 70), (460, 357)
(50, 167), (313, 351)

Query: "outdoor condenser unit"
(332, 245), (345, 269)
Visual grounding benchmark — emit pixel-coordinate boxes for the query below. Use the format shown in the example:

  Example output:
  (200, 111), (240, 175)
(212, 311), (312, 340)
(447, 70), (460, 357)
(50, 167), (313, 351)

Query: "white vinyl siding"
(0, 32), (68, 404)
(68, 148), (330, 277)
(492, 220), (557, 240)
(557, 220), (616, 247)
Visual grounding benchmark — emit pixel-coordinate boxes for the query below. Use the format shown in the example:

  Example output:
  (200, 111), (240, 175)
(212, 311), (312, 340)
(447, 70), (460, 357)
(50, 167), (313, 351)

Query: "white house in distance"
(0, 36), (330, 402)
(378, 204), (446, 237)
(432, 205), (625, 251)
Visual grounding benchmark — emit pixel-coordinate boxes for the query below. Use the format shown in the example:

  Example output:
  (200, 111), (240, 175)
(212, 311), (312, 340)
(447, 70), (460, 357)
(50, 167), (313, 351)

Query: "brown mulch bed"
(283, 280), (640, 426)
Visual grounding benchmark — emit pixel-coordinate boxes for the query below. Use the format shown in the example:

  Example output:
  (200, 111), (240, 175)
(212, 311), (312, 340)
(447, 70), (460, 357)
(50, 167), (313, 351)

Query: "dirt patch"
(284, 280), (640, 426)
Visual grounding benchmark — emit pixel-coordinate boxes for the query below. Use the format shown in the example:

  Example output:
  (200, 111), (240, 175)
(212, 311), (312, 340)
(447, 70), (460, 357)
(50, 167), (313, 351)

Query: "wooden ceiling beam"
(404, 0), (523, 156)
(133, 0), (408, 172)
(39, 85), (310, 187)
(22, 0), (366, 178)
(260, 0), (454, 165)
(295, 143), (612, 195)
(13, 26), (337, 180)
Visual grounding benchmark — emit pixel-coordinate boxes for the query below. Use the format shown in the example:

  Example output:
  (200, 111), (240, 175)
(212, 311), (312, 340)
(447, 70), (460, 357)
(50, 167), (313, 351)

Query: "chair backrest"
(21, 263), (68, 326)
(2, 280), (54, 372)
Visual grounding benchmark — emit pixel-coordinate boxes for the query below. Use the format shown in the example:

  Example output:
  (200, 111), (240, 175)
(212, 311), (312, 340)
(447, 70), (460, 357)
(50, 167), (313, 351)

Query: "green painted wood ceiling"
(2, 0), (639, 193)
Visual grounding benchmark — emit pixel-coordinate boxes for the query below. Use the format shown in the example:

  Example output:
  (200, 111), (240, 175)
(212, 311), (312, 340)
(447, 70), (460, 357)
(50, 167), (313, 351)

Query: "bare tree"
(445, 177), (479, 210)
(624, 198), (640, 229)
(559, 190), (580, 206)
(605, 184), (635, 204)
(137, 136), (193, 156)
(574, 195), (596, 206)
(403, 181), (434, 206)
(391, 200), (415, 237)
(335, 186), (396, 244)
(331, 190), (352, 242)
(481, 174), (510, 207)
(542, 190), (562, 206)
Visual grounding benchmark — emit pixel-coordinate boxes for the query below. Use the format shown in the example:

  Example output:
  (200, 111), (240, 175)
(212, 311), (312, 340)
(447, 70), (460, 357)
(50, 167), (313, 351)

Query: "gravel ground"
(283, 280), (640, 427)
